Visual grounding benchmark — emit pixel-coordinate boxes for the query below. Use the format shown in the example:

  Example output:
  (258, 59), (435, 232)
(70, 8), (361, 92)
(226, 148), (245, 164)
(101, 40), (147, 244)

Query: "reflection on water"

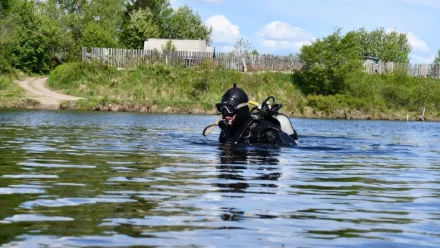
(217, 146), (282, 223)
(0, 109), (440, 247)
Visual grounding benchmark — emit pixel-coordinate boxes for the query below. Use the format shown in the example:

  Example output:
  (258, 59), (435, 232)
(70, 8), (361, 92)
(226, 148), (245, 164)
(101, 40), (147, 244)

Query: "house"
(364, 56), (380, 73)
(143, 38), (215, 57)
(364, 56), (380, 64)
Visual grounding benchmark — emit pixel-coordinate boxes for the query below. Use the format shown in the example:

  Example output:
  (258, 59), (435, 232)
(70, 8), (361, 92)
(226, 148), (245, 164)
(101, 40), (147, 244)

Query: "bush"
(82, 22), (120, 49)
(295, 29), (363, 95)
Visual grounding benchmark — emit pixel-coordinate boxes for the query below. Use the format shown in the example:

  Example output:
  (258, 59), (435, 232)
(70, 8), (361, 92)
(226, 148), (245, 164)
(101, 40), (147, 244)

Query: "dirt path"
(16, 77), (83, 109)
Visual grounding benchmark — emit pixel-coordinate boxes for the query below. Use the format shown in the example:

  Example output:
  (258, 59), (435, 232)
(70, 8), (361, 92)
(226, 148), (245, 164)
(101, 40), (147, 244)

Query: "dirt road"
(16, 77), (83, 109)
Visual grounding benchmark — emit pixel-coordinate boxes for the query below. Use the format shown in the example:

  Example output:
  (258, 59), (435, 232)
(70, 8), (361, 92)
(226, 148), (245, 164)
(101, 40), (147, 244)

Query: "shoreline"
(3, 100), (439, 122)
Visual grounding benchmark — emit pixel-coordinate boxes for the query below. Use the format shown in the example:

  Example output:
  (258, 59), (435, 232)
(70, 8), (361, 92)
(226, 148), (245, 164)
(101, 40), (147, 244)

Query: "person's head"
(216, 84), (250, 128)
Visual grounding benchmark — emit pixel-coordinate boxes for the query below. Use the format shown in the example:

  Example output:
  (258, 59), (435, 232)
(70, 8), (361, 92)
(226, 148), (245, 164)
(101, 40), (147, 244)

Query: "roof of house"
(143, 38), (215, 54)
(364, 56), (380, 60)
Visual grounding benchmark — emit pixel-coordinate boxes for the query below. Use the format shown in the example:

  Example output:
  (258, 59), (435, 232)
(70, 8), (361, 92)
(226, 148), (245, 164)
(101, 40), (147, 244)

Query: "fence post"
(83, 47), (440, 78)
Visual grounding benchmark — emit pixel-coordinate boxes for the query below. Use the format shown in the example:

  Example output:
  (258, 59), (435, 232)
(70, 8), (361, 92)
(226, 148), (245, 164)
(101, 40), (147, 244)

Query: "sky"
(170, 0), (440, 64)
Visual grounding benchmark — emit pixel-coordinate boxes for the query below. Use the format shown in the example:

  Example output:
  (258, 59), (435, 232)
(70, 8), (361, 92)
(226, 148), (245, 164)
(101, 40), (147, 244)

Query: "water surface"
(0, 109), (439, 247)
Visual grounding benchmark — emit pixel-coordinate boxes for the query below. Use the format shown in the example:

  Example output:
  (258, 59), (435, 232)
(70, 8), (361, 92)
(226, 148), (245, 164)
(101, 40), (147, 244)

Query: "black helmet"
(216, 84), (249, 115)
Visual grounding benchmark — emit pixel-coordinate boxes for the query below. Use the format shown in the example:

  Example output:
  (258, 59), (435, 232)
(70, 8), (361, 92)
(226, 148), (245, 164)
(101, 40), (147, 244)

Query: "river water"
(0, 109), (439, 247)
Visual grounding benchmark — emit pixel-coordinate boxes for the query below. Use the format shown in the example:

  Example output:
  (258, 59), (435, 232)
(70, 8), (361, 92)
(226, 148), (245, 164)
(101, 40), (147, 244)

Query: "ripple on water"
(3, 214), (74, 223)
(0, 188), (46, 194)
(1, 174), (58, 179)
(1, 112), (440, 247)
(18, 161), (96, 169)
(20, 197), (138, 209)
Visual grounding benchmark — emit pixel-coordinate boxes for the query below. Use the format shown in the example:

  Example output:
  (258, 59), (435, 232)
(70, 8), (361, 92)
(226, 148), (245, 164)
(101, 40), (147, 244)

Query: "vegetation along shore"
(3, 60), (440, 121)
(1, 0), (440, 121)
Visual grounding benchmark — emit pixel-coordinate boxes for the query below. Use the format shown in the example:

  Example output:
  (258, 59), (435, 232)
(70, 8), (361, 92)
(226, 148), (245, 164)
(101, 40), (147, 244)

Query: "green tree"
(162, 40), (176, 51)
(0, 17), (18, 73)
(47, 0), (124, 48)
(51, 0), (87, 15)
(434, 50), (440, 65)
(123, 1), (212, 46)
(354, 27), (411, 62)
(46, 0), (88, 43)
(86, 0), (125, 34)
(7, 0), (51, 73)
(120, 9), (160, 49)
(0, 0), (12, 16)
(124, 0), (173, 37)
(0, 0), (76, 73)
(295, 29), (363, 95)
(165, 5), (212, 43)
(82, 22), (119, 48)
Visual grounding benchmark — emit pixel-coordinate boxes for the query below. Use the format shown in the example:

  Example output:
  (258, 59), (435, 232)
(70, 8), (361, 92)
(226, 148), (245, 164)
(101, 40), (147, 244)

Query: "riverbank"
(58, 101), (436, 121)
(50, 62), (440, 121)
(0, 74), (38, 108)
(4, 62), (440, 121)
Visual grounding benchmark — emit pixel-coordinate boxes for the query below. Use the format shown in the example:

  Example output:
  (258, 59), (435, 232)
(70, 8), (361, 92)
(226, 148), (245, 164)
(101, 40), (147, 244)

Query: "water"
(0, 109), (439, 247)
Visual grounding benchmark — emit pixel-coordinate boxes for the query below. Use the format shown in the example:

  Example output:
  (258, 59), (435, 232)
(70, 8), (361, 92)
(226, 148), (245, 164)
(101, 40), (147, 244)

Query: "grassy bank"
(48, 62), (440, 121)
(304, 72), (440, 120)
(0, 74), (33, 108)
(49, 62), (305, 115)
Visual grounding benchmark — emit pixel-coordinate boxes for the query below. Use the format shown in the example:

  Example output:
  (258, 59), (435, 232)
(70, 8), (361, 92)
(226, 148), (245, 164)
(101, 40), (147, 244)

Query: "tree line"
(0, 0), (212, 74)
(1, 0), (439, 90)
(296, 28), (420, 95)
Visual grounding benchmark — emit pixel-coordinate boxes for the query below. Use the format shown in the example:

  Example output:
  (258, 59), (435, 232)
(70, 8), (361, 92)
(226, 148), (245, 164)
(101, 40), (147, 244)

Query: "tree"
(434, 50), (440, 65)
(124, 0), (173, 37)
(46, 0), (125, 47)
(295, 29), (363, 95)
(122, 2), (211, 45)
(120, 9), (160, 49)
(232, 38), (255, 57)
(51, 0), (88, 15)
(165, 5), (212, 43)
(82, 22), (119, 48)
(162, 40), (176, 51)
(6, 0), (58, 73)
(86, 0), (125, 32)
(0, 0), (12, 17)
(0, 14), (18, 73)
(353, 27), (411, 63)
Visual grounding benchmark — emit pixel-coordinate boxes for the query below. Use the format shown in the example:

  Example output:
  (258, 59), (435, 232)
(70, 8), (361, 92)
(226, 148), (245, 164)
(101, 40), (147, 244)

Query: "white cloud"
(261, 40), (311, 50)
(406, 32), (429, 53)
(205, 15), (240, 45)
(257, 21), (315, 51)
(193, 0), (223, 2)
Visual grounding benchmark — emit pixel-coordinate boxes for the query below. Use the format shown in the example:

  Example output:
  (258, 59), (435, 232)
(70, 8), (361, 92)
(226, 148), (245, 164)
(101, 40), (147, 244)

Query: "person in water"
(215, 84), (298, 145)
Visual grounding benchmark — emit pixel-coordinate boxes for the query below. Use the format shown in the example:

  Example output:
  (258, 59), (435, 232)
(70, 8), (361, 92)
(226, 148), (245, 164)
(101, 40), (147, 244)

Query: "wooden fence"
(363, 60), (440, 78)
(82, 47), (440, 78)
(82, 47), (303, 72)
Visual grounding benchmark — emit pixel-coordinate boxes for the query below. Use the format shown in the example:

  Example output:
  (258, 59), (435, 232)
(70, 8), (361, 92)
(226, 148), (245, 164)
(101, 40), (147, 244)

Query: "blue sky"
(171, 0), (440, 63)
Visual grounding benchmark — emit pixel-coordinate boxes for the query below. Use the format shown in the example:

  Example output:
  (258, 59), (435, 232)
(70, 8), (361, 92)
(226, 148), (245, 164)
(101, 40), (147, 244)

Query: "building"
(364, 56), (380, 73)
(143, 38), (215, 56)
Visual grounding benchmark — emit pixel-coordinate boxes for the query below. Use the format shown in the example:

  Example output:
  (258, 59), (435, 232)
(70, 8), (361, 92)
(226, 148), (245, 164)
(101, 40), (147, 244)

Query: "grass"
(343, 71), (440, 118)
(48, 62), (440, 121)
(49, 62), (306, 115)
(0, 74), (28, 108)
